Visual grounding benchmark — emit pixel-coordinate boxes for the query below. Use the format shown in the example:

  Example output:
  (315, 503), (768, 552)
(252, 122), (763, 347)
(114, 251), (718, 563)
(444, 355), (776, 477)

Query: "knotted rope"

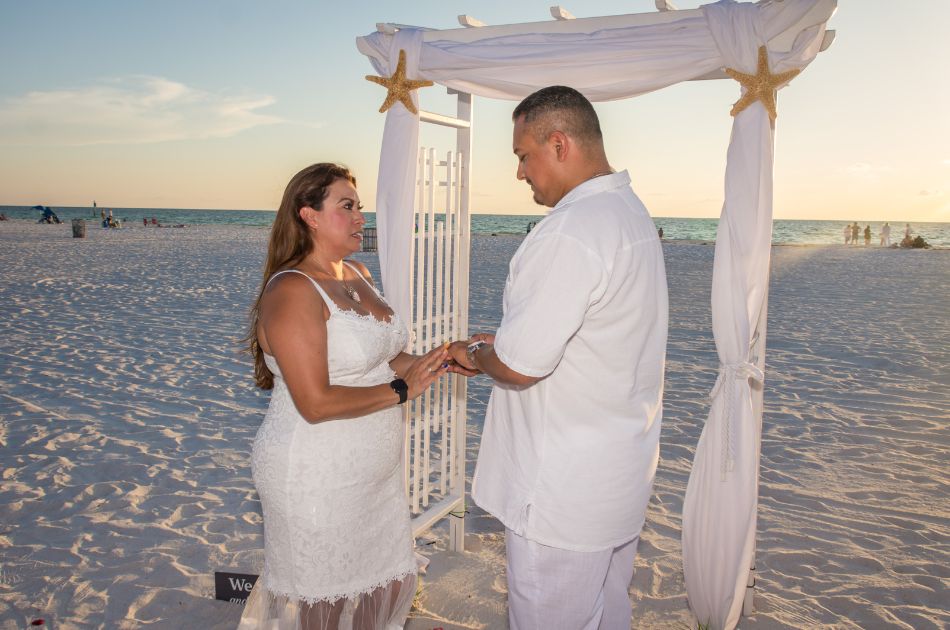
(710, 361), (764, 480)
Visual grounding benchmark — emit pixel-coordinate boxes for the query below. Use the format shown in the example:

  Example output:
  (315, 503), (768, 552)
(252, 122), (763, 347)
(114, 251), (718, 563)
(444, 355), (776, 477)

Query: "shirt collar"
(551, 170), (630, 213)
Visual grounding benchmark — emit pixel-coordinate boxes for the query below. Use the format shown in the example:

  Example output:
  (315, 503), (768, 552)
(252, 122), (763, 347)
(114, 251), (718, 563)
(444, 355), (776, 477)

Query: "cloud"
(0, 76), (284, 146)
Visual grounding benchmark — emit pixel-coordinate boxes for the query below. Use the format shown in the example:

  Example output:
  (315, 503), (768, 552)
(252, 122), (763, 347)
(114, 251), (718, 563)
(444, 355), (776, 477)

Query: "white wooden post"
(745, 267), (770, 617)
(450, 90), (472, 552)
(403, 89), (472, 553)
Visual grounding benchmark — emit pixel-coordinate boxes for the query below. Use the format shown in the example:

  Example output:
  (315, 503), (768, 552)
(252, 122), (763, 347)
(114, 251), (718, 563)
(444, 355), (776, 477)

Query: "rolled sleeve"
(494, 232), (605, 378)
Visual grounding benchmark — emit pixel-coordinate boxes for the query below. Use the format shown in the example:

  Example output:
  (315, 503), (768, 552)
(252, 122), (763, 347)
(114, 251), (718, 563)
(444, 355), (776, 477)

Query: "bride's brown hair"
(245, 163), (356, 389)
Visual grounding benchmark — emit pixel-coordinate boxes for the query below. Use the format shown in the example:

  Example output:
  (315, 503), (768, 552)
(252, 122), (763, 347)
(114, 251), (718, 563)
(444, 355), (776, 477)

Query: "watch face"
(390, 378), (408, 403)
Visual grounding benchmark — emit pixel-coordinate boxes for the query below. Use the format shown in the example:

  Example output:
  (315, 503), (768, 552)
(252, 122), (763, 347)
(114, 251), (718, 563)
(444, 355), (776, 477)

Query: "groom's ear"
(550, 130), (570, 162)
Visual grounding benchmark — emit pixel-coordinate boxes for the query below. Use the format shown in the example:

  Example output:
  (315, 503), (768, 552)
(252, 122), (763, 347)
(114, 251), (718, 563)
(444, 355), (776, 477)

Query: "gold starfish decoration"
(724, 46), (801, 122)
(365, 49), (433, 115)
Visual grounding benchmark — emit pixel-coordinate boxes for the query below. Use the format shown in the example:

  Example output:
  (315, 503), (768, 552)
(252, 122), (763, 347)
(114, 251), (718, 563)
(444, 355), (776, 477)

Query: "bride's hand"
(402, 345), (450, 401)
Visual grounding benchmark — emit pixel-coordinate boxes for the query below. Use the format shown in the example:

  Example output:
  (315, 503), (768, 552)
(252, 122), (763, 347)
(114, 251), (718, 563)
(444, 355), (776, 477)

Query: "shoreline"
(3, 219), (947, 249)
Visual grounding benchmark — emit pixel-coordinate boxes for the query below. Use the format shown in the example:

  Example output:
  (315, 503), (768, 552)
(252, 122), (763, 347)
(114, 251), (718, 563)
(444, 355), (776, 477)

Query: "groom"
(450, 86), (668, 629)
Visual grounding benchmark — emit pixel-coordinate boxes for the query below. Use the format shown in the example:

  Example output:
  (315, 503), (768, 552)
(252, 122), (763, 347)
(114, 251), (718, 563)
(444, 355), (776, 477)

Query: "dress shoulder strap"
(266, 269), (337, 310)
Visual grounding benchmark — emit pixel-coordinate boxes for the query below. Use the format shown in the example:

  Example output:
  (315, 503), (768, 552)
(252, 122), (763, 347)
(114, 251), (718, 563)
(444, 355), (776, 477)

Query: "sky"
(0, 1), (947, 222)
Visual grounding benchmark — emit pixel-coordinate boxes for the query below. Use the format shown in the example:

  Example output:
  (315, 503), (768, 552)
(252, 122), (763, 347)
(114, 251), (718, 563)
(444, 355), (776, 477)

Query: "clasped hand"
(445, 333), (495, 376)
(400, 333), (490, 403)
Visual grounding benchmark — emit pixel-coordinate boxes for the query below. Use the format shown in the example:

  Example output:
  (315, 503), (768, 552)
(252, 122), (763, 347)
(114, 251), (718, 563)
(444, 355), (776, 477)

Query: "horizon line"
(0, 203), (945, 225)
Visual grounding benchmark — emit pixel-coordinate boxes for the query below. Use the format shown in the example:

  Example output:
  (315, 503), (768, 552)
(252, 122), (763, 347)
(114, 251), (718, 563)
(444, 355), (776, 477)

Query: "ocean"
(3, 205), (948, 248)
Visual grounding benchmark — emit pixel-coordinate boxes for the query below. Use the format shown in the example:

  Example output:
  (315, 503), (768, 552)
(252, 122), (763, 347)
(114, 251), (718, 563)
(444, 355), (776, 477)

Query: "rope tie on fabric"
(710, 361), (764, 481)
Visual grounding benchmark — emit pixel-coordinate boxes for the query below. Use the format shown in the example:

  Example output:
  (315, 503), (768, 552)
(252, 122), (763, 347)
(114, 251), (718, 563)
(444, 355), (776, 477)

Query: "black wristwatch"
(389, 378), (408, 405)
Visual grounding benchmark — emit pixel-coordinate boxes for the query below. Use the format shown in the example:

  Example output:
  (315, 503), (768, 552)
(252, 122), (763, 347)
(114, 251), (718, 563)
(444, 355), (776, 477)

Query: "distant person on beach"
(880, 222), (891, 247)
(143, 217), (148, 227)
(864, 224), (871, 246)
(851, 222), (860, 245)
(448, 86), (668, 630)
(843, 223), (851, 245)
(0, 213), (7, 221)
(240, 163), (448, 629)
(658, 226), (664, 238)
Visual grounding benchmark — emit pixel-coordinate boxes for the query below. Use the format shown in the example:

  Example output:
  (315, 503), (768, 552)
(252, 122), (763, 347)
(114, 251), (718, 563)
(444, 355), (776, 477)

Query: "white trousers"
(505, 529), (639, 630)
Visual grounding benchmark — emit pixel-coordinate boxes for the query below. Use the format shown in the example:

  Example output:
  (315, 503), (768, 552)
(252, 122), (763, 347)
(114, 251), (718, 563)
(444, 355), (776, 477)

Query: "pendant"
(344, 285), (361, 303)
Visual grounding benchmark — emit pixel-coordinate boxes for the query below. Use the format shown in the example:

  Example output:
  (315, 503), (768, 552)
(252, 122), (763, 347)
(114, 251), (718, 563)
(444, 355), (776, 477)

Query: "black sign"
(214, 571), (259, 603)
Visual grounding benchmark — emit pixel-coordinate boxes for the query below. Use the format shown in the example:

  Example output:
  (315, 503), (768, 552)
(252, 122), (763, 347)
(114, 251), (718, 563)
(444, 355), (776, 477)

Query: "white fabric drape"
(369, 28), (425, 324)
(681, 4), (826, 629)
(361, 14), (720, 103)
(357, 1), (830, 627)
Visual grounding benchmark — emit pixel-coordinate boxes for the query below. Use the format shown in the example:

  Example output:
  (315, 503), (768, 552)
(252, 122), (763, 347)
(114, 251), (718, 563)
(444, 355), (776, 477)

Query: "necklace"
(341, 278), (361, 303)
(309, 262), (361, 303)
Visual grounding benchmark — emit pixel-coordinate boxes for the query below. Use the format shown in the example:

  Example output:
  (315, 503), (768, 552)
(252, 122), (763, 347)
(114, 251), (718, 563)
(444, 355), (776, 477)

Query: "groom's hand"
(446, 340), (480, 376)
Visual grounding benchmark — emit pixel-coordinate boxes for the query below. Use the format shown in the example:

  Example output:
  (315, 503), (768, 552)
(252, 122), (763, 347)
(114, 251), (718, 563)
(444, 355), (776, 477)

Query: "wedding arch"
(356, 1), (837, 627)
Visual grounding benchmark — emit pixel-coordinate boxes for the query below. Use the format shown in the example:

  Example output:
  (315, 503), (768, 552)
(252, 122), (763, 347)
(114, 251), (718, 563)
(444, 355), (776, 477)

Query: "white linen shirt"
(471, 170), (668, 552)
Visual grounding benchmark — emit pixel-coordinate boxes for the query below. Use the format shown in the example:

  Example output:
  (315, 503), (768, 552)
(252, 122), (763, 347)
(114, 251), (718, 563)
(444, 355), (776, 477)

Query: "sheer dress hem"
(238, 569), (417, 630)
(260, 566), (417, 606)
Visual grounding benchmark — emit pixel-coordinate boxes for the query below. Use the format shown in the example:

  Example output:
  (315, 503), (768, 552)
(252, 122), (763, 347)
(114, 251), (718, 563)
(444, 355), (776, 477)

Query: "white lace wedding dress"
(240, 268), (416, 630)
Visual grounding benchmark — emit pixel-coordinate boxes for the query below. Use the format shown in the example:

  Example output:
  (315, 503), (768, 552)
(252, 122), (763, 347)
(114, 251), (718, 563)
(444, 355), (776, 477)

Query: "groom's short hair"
(513, 86), (603, 147)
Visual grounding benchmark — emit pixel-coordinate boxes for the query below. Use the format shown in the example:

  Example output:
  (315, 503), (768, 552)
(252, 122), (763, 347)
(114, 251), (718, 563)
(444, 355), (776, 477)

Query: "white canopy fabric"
(683, 4), (827, 627)
(366, 28), (426, 325)
(357, 1), (832, 628)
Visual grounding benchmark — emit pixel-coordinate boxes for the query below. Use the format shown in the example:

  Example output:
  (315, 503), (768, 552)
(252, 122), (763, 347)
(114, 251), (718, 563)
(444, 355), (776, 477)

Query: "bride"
(240, 163), (449, 629)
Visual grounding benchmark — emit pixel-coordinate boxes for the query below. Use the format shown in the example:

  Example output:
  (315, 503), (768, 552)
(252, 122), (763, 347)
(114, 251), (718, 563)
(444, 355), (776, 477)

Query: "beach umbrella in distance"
(33, 205), (61, 224)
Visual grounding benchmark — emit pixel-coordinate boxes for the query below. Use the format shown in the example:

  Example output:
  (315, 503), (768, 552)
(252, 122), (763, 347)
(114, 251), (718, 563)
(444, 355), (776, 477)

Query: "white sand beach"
(0, 221), (947, 629)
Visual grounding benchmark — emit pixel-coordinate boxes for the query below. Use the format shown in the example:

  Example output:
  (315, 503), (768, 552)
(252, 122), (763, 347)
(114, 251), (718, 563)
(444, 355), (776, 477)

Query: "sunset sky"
(1, 1), (947, 221)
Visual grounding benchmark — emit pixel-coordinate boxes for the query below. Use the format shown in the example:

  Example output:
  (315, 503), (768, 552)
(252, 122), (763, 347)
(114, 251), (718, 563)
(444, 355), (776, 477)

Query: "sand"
(0, 221), (947, 629)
